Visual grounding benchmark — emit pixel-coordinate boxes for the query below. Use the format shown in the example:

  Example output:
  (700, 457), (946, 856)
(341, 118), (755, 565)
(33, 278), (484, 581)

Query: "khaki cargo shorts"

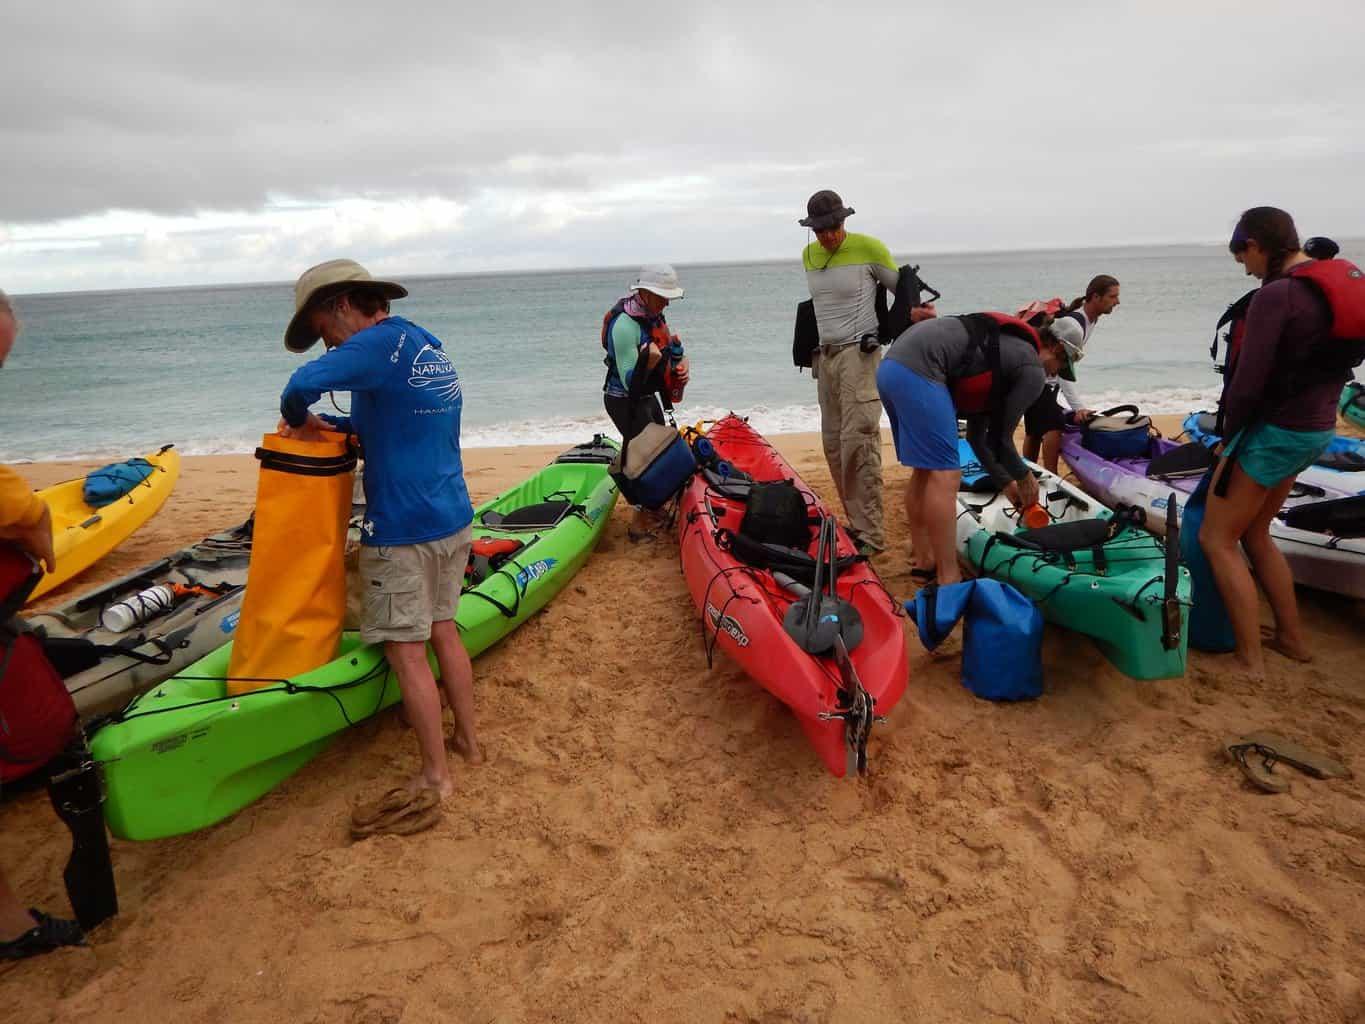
(357, 525), (473, 644)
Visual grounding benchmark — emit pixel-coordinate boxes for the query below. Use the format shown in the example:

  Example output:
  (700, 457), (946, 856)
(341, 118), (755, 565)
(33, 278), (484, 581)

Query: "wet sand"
(2, 417), (1363, 1022)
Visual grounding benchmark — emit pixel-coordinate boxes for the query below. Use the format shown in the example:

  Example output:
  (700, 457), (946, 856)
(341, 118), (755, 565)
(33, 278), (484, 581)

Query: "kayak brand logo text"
(706, 603), (750, 647)
(515, 558), (557, 591)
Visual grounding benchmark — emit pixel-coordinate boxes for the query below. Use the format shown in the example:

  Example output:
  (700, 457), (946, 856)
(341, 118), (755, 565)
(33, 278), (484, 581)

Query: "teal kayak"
(955, 442), (1190, 681)
(91, 437), (620, 840)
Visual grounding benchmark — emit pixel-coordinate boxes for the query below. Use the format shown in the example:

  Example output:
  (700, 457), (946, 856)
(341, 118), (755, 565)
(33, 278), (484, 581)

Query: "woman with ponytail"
(1200, 206), (1352, 677)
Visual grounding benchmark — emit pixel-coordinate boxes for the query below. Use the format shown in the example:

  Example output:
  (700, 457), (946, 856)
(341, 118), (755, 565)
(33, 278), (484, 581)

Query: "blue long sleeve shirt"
(280, 316), (474, 546)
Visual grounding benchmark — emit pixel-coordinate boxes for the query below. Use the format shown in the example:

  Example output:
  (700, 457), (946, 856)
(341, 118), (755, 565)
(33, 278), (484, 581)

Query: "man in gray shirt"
(799, 190), (935, 553)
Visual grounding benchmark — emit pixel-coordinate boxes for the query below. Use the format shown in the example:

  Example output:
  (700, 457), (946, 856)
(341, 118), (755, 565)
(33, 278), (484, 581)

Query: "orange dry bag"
(227, 431), (357, 694)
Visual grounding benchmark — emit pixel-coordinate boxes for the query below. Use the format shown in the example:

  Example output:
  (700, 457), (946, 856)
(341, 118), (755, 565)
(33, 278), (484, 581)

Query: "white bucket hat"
(285, 259), (408, 352)
(632, 264), (685, 301)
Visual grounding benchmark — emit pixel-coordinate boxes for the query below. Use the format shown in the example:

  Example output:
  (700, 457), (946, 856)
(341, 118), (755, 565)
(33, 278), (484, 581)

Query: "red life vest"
(0, 544), (78, 782)
(1285, 258), (1365, 366)
(950, 313), (1042, 414)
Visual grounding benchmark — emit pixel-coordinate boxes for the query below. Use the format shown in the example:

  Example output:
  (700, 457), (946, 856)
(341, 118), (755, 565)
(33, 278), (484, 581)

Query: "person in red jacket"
(0, 290), (85, 960)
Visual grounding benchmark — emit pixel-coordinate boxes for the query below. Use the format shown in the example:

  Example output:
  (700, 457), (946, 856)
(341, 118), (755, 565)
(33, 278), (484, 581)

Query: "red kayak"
(677, 415), (908, 776)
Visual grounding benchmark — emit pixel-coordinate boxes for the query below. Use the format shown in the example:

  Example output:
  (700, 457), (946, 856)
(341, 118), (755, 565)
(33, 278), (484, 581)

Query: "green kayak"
(91, 437), (620, 840)
(1340, 380), (1365, 429)
(955, 447), (1189, 681)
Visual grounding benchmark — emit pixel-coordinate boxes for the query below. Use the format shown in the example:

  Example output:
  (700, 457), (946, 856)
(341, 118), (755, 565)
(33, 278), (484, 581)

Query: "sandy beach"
(2, 417), (1364, 1023)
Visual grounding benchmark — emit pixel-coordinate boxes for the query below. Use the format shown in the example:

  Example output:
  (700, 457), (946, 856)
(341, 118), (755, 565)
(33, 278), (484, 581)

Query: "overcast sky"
(2, 1), (1362, 294)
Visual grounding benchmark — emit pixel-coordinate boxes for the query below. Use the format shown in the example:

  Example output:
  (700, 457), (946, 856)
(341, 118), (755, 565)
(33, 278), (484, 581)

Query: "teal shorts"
(1227, 423), (1333, 487)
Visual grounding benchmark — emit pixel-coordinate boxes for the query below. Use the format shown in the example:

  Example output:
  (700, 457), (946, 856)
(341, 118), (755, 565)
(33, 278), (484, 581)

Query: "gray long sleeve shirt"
(885, 316), (1046, 485)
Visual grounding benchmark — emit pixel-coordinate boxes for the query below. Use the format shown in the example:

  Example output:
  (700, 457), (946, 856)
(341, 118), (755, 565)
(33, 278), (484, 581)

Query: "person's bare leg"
(1242, 475), (1312, 662)
(385, 639), (454, 798)
(923, 468), (962, 584)
(1040, 430), (1062, 474)
(1023, 433), (1042, 463)
(905, 470), (934, 573)
(1200, 461), (1273, 678)
(0, 867), (35, 941)
(430, 619), (481, 763)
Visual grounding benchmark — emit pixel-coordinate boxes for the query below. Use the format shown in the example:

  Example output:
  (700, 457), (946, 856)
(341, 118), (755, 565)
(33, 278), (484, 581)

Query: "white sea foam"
(2, 387), (1227, 462)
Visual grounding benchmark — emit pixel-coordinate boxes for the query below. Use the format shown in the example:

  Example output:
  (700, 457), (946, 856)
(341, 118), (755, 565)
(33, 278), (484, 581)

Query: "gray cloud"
(2, 1), (1363, 292)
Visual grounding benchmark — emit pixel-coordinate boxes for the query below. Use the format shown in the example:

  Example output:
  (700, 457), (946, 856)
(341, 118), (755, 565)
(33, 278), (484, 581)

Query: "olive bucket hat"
(284, 259), (408, 352)
(798, 190), (855, 231)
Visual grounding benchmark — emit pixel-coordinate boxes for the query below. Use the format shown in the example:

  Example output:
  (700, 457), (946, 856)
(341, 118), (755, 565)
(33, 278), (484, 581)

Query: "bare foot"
(408, 774), (454, 801)
(449, 732), (485, 765)
(1260, 627), (1313, 664)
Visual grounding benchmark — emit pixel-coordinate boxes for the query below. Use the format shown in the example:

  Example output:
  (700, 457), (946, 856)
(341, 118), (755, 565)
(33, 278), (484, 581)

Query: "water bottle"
(663, 338), (687, 404)
(100, 584), (177, 633)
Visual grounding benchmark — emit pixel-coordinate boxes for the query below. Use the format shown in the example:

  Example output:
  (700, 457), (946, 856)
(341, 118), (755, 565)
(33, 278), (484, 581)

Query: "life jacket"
(0, 544), (78, 782)
(874, 264), (941, 343)
(1014, 297), (1066, 326)
(1282, 258), (1365, 378)
(1209, 289), (1257, 436)
(602, 298), (671, 398)
(949, 313), (1042, 415)
(464, 537), (525, 587)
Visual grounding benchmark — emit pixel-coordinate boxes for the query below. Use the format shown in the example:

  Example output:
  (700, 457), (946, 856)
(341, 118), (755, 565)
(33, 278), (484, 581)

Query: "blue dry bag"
(906, 579), (1044, 701)
(82, 458), (154, 508)
(1179, 469), (1236, 652)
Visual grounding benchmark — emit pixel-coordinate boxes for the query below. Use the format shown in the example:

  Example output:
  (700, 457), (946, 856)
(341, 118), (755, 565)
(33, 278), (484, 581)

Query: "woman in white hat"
(600, 264), (690, 540)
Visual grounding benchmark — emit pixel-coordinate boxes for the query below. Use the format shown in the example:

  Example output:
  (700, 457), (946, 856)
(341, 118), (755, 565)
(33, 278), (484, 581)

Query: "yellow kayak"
(28, 445), (181, 602)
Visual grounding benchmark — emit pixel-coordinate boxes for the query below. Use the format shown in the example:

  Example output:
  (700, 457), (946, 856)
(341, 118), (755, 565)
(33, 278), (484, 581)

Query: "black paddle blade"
(47, 745), (118, 931)
(1161, 494), (1182, 651)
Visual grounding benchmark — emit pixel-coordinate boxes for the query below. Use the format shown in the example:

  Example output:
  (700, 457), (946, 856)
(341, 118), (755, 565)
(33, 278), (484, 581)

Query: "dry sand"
(2, 418), (1364, 1023)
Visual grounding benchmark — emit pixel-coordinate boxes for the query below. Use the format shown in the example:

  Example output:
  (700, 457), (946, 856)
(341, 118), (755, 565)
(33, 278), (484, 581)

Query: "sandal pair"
(350, 786), (442, 840)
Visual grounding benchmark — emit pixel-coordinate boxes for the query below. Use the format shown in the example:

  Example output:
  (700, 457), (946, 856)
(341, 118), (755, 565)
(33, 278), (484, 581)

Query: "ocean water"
(3, 241), (1358, 461)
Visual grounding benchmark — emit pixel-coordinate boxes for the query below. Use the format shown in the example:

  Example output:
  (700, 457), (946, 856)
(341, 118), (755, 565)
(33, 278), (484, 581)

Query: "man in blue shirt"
(279, 259), (477, 804)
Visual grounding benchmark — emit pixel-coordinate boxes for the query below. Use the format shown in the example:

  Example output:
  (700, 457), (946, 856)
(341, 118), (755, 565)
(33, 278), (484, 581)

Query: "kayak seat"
(717, 528), (862, 588)
(998, 517), (1115, 554)
(1279, 494), (1365, 538)
(480, 500), (573, 531)
(986, 518), (1121, 572)
(1315, 449), (1365, 472)
(1147, 442), (1215, 479)
(555, 435), (617, 465)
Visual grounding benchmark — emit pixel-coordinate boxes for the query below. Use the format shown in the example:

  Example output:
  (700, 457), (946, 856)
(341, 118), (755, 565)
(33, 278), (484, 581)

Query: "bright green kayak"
(955, 444), (1190, 681)
(91, 437), (620, 840)
(1340, 380), (1365, 429)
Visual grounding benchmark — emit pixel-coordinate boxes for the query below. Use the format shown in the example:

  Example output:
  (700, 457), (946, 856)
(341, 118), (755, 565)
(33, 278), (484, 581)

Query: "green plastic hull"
(956, 463), (1190, 682)
(92, 445), (618, 840)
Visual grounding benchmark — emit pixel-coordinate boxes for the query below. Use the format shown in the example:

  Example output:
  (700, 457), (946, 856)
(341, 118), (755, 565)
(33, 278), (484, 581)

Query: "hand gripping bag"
(227, 432), (356, 694)
(906, 579), (1043, 701)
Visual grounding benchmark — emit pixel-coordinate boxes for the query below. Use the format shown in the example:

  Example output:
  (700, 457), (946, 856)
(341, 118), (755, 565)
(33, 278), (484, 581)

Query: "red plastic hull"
(678, 416), (908, 776)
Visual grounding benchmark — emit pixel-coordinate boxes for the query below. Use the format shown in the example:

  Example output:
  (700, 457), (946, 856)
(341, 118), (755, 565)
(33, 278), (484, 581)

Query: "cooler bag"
(1082, 405), (1153, 460)
(611, 423), (696, 510)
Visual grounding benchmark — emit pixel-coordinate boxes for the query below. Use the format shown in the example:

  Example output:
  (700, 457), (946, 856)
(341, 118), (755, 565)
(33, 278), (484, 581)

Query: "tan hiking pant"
(813, 343), (884, 548)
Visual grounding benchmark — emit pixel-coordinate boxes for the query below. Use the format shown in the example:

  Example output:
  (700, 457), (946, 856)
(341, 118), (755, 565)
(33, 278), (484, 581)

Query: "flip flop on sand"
(350, 787), (441, 840)
(1225, 732), (1351, 794)
(351, 787), (418, 830)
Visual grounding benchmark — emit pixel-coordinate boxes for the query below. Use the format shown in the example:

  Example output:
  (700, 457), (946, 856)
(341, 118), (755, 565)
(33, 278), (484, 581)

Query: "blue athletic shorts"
(876, 359), (959, 470)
